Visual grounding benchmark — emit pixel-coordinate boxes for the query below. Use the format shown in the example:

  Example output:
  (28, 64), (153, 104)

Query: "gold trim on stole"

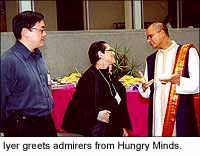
(162, 44), (193, 136)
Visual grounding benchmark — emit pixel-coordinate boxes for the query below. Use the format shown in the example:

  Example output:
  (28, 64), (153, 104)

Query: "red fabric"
(51, 87), (149, 136)
(193, 93), (200, 136)
(51, 87), (75, 133)
(126, 90), (149, 136)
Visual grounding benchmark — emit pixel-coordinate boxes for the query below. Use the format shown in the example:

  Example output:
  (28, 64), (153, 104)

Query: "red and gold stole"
(162, 44), (200, 136)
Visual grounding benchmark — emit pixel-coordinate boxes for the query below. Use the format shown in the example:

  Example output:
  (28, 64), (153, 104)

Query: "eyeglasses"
(105, 49), (115, 55)
(105, 49), (112, 52)
(146, 30), (161, 39)
(30, 27), (46, 33)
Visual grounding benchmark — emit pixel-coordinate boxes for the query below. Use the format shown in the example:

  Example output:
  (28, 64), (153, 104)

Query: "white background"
(0, 137), (200, 156)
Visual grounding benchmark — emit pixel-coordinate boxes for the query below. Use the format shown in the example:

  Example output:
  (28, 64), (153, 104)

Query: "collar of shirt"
(159, 40), (178, 53)
(31, 49), (42, 59)
(15, 40), (42, 60)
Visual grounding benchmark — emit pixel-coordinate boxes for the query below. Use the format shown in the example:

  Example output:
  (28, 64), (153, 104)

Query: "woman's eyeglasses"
(105, 49), (115, 55)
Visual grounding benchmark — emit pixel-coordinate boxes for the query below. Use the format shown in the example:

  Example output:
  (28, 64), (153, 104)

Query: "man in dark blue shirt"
(1, 11), (57, 136)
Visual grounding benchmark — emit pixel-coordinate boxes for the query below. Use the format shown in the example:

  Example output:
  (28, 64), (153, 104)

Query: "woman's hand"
(97, 110), (111, 123)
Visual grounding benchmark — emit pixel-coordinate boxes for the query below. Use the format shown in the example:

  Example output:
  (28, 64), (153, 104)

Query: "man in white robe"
(138, 22), (199, 136)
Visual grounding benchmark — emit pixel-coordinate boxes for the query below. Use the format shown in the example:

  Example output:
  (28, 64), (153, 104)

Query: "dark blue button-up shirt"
(1, 41), (53, 130)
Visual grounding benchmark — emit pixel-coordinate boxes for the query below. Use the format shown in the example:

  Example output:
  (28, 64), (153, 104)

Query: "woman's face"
(102, 43), (116, 65)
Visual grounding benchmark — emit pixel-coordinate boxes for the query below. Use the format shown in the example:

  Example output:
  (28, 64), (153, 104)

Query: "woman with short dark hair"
(62, 41), (132, 136)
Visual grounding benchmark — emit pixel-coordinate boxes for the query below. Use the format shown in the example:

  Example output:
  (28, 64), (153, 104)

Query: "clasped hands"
(97, 110), (129, 136)
(97, 110), (111, 123)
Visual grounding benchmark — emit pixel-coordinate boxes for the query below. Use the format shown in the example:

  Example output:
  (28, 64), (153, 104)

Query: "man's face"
(146, 26), (162, 49)
(27, 20), (46, 49)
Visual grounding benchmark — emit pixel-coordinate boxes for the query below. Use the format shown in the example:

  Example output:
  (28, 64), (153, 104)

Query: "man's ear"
(98, 51), (104, 59)
(22, 28), (30, 38)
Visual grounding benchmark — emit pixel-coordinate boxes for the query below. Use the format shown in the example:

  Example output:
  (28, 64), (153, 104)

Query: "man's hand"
(138, 71), (154, 92)
(170, 73), (180, 85)
(159, 73), (180, 85)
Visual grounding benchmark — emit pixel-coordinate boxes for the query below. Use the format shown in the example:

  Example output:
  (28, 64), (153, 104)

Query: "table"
(51, 86), (149, 136)
(126, 90), (149, 136)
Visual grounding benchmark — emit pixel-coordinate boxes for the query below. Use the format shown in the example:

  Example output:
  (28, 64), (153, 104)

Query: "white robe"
(139, 40), (199, 136)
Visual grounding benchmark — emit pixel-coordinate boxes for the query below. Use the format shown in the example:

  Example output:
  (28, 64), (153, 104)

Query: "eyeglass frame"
(146, 30), (162, 40)
(104, 49), (115, 54)
(30, 27), (46, 33)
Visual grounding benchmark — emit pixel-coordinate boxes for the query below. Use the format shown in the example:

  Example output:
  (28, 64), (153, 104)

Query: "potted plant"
(111, 45), (141, 79)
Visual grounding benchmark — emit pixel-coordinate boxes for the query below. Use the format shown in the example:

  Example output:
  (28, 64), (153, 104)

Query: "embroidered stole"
(162, 44), (200, 136)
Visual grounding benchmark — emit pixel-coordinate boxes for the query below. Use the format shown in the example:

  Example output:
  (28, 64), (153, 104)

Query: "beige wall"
(88, 1), (124, 29)
(4, 0), (57, 32)
(88, 0), (169, 29)
(4, 0), (169, 31)
(5, 0), (18, 32)
(34, 1), (57, 31)
(143, 0), (168, 22)
(1, 29), (199, 78)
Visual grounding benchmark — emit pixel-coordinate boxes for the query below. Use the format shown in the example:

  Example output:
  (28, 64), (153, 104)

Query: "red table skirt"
(51, 86), (149, 136)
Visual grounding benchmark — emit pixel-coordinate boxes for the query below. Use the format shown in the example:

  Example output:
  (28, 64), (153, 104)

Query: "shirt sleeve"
(0, 58), (13, 131)
(176, 47), (199, 94)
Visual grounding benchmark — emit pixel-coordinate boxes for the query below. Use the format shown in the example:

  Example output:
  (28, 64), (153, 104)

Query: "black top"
(62, 65), (132, 136)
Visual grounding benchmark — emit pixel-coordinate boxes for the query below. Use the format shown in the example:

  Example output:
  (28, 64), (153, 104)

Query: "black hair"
(88, 41), (107, 65)
(12, 11), (44, 39)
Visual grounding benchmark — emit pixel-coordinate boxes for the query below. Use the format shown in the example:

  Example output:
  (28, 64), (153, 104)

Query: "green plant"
(126, 56), (141, 77)
(112, 45), (141, 79)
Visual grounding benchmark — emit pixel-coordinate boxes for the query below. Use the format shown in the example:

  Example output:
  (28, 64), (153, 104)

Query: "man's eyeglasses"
(146, 30), (161, 39)
(30, 27), (46, 33)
